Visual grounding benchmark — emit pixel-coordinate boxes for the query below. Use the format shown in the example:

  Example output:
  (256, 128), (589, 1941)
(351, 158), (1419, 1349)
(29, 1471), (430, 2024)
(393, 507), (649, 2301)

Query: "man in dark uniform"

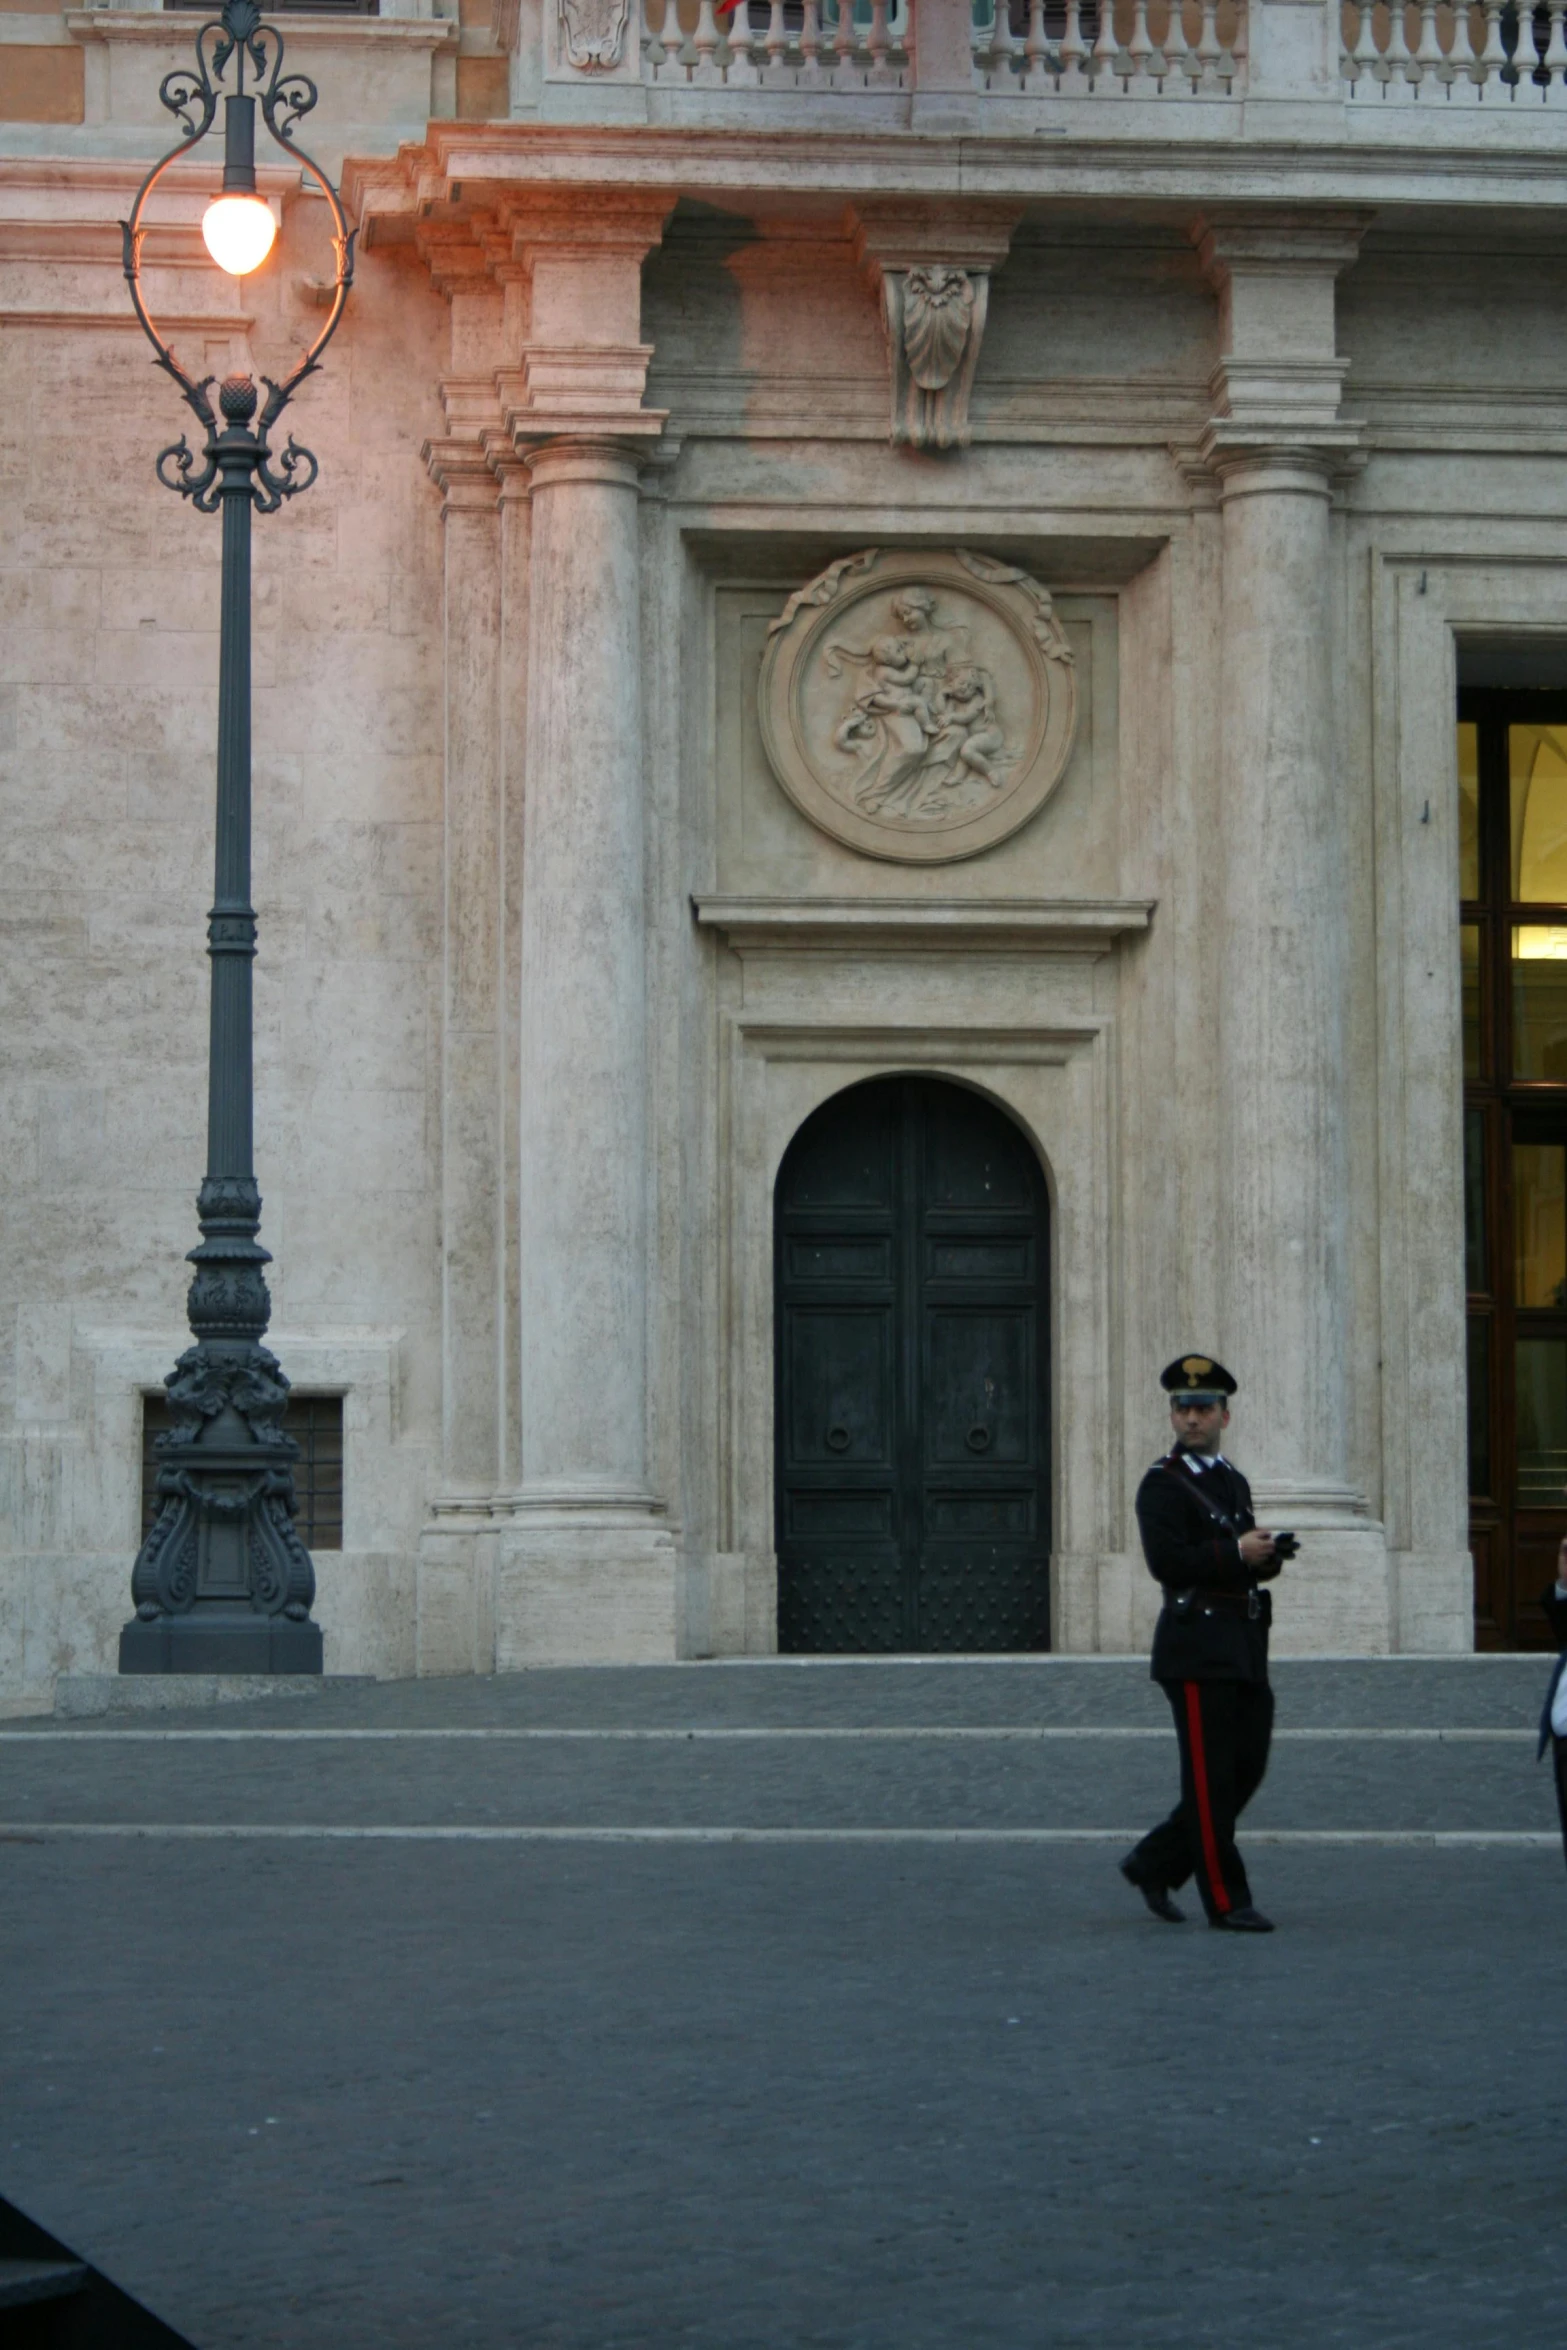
(1119, 1355), (1289, 1934)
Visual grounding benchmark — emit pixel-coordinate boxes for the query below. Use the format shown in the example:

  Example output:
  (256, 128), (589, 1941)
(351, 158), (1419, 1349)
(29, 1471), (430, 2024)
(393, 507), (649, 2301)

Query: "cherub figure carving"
(825, 587), (1012, 821)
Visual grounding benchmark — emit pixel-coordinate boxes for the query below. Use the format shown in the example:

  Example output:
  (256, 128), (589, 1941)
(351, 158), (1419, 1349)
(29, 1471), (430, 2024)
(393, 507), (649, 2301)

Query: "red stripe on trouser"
(1183, 1681), (1231, 1915)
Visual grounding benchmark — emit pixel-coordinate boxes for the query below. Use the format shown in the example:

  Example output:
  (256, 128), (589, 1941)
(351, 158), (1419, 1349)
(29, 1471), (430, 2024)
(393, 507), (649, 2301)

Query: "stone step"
(37, 1654), (1552, 1735)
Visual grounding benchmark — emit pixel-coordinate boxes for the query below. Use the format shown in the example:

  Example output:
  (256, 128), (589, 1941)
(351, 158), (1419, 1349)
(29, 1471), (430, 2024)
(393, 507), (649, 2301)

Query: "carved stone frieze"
(758, 548), (1078, 865)
(559, 0), (631, 70)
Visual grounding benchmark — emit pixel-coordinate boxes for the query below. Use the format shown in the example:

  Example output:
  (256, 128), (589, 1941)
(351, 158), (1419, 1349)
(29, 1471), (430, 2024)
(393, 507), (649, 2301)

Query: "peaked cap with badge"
(1159, 1354), (1238, 1405)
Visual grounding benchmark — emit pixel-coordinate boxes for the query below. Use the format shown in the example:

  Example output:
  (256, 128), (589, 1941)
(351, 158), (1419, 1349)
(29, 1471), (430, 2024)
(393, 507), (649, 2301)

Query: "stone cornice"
(342, 124), (1567, 241)
(692, 896), (1156, 956)
(64, 9), (456, 48)
(0, 155), (300, 271)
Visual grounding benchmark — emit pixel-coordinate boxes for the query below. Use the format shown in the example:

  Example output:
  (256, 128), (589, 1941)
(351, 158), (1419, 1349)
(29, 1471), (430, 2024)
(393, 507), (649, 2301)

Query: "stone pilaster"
(1193, 212), (1390, 1650)
(409, 190), (677, 1669)
(488, 193), (676, 1663)
(412, 222), (511, 1677)
(416, 445), (506, 1677)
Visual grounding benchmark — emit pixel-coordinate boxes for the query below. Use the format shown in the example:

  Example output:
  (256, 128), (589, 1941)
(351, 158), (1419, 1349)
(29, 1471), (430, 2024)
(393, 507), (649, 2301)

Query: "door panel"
(925, 1311), (1032, 1464)
(775, 1076), (1050, 1653)
(785, 1310), (894, 1465)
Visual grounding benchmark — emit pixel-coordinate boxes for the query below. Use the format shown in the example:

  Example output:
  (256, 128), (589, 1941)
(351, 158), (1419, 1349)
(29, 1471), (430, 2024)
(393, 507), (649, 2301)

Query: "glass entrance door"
(1459, 692), (1567, 1647)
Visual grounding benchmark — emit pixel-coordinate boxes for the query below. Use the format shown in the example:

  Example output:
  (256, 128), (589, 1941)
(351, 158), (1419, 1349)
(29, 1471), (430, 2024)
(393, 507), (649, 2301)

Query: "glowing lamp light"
(202, 192), (277, 277)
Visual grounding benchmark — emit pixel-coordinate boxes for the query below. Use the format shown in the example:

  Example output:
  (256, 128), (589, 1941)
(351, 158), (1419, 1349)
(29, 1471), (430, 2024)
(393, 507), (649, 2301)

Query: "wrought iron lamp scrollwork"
(118, 0), (353, 1675)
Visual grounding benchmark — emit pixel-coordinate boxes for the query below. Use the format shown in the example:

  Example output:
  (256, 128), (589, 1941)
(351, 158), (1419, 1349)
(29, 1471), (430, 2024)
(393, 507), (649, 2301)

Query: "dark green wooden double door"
(775, 1076), (1051, 1652)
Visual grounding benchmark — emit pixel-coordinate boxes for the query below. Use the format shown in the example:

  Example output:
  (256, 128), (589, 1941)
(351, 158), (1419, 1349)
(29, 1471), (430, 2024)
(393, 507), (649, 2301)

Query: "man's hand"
(1239, 1528), (1278, 1570)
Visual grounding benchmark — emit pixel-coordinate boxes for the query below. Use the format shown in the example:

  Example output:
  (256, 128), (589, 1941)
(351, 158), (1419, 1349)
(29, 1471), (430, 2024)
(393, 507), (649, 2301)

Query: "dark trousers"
(1555, 1735), (1567, 1875)
(1127, 1678), (1275, 1921)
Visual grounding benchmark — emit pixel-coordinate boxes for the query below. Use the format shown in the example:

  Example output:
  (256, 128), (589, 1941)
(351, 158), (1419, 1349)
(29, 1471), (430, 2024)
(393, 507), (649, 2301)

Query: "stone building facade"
(4, 0), (1564, 1706)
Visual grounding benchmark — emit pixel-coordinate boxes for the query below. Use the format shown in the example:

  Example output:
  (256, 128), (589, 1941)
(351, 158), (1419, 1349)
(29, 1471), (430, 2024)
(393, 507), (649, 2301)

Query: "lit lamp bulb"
(203, 93), (276, 278)
(201, 192), (276, 278)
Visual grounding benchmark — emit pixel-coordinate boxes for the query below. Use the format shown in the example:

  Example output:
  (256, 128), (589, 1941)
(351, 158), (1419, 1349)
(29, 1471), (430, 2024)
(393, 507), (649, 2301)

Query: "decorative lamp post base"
(120, 1613), (323, 1675)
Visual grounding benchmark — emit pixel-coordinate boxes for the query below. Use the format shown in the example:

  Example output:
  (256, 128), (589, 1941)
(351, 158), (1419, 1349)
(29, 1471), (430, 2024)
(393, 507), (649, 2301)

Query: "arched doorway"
(774, 1074), (1051, 1653)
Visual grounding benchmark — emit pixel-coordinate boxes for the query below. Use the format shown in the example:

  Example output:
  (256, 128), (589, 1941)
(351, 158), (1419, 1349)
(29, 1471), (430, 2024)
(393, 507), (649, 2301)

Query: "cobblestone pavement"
(1, 1660), (1563, 2349)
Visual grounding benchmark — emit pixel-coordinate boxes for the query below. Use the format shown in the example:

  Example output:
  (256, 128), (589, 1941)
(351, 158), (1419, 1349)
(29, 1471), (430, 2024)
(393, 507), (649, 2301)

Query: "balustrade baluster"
(1196, 0), (1222, 85)
(693, 0), (722, 78)
(1445, 0), (1478, 90)
(657, 0), (688, 76)
(1093, 0), (1123, 80)
(1061, 0), (1090, 81)
(1543, 0), (1567, 91)
(724, 0), (759, 79)
(832, 0), (856, 76)
(764, 0), (789, 71)
(1024, 0), (1051, 83)
(1346, 0), (1380, 85)
(1413, 0), (1444, 82)
(799, 0), (824, 72)
(1513, 0), (1541, 83)
(868, 0), (891, 69)
(1383, 0), (1415, 86)
(993, 0), (1021, 76)
(1128, 0), (1154, 74)
(1478, 0), (1506, 88)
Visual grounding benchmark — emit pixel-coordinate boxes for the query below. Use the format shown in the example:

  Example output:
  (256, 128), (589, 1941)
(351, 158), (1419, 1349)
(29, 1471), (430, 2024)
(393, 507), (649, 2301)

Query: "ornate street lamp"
(117, 0), (353, 1673)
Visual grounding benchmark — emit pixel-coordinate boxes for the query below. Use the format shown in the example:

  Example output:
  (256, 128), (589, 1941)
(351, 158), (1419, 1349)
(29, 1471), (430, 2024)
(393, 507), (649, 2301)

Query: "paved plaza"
(0, 1658), (1563, 2348)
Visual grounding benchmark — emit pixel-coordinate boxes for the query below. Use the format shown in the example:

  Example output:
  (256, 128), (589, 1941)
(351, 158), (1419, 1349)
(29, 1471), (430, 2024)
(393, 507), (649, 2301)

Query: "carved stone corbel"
(849, 202), (1020, 454)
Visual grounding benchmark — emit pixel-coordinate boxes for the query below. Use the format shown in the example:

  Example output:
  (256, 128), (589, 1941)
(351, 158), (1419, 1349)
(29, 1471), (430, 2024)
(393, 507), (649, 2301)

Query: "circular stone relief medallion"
(758, 548), (1078, 864)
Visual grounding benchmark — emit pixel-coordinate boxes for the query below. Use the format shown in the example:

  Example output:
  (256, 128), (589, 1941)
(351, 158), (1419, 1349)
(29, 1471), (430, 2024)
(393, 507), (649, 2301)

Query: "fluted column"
(1195, 211), (1389, 1649)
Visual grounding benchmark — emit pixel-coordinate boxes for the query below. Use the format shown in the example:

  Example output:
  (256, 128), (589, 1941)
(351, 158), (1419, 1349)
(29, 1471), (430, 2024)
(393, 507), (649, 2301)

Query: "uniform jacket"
(1135, 1448), (1272, 1686)
(1539, 1583), (1567, 1759)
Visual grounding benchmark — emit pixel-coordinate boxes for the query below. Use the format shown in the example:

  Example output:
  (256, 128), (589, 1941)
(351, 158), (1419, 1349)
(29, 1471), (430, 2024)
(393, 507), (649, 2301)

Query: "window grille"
(141, 1393), (344, 1551)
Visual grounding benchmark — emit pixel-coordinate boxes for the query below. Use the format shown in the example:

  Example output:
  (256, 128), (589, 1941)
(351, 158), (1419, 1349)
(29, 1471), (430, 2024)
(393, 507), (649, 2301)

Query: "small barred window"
(141, 1393), (344, 1551)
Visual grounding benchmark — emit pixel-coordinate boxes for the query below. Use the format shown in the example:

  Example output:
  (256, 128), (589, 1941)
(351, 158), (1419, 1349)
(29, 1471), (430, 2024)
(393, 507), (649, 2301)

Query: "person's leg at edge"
(1173, 1677), (1251, 1922)
(1232, 1679), (1275, 1822)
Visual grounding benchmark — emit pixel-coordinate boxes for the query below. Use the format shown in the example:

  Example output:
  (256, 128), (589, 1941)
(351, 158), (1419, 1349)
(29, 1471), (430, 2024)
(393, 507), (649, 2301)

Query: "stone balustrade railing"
(640, 0), (912, 86)
(1341, 0), (1567, 99)
(638, 0), (1246, 94)
(971, 0), (1246, 92)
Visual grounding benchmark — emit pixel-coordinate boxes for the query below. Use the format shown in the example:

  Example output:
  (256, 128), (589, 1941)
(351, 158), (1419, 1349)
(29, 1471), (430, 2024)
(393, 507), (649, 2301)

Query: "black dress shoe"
(1210, 1905), (1274, 1933)
(1119, 1857), (1185, 1923)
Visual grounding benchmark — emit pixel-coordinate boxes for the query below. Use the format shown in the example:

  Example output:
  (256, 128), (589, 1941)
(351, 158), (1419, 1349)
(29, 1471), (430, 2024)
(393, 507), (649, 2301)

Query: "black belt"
(1177, 1586), (1262, 1620)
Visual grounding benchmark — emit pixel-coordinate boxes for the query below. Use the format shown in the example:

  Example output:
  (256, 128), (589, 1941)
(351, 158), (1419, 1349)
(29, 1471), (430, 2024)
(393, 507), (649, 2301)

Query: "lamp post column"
(121, 379), (321, 1673)
(116, 0), (353, 1671)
